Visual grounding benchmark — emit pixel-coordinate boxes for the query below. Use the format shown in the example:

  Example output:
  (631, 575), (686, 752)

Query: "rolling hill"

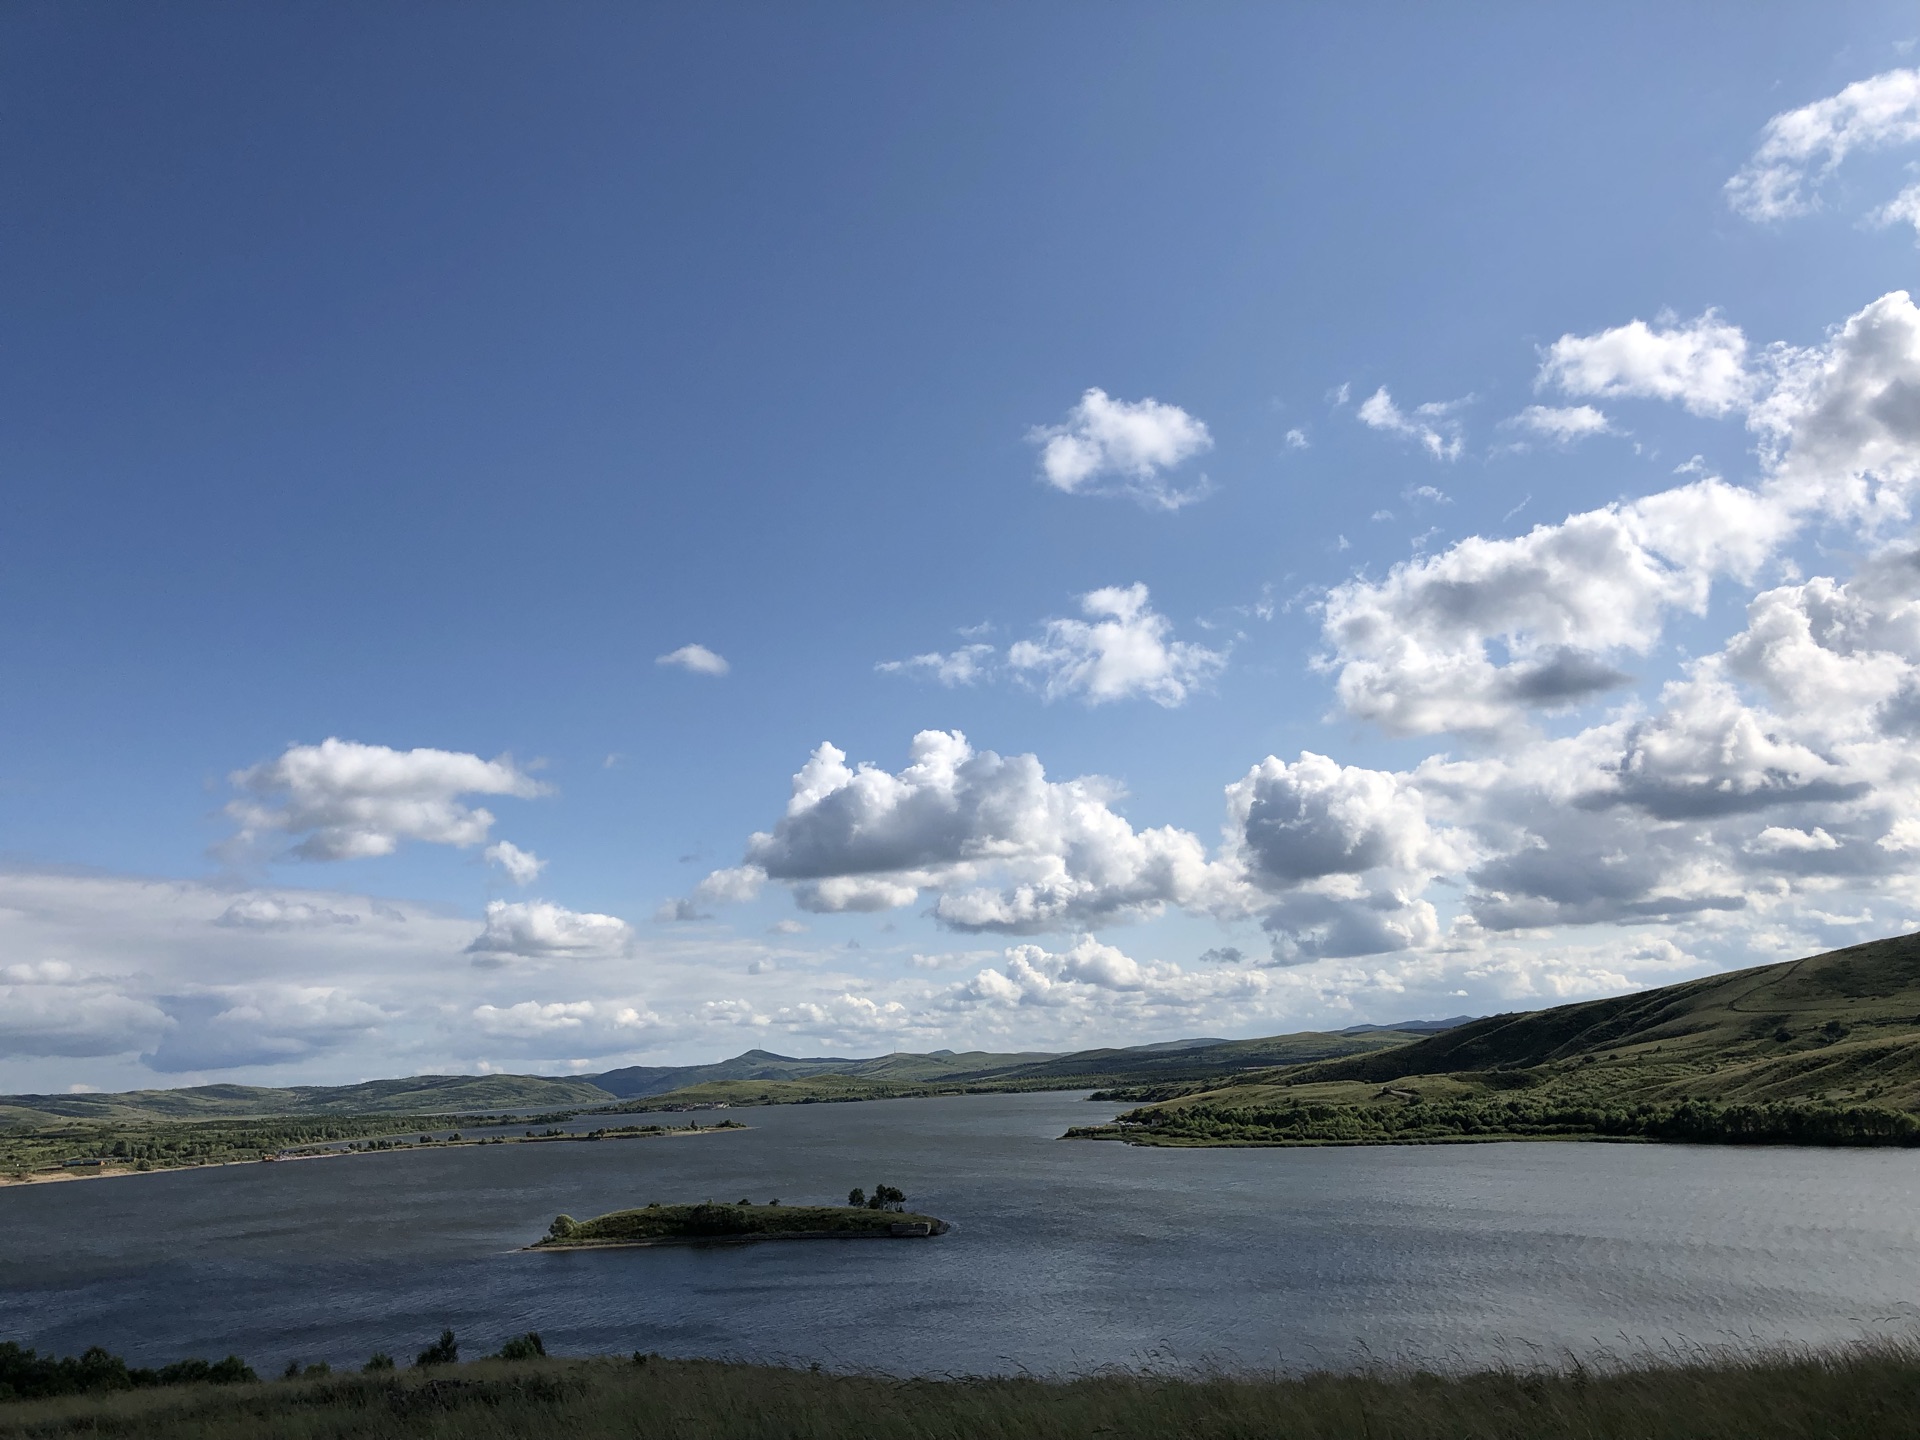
(590, 1047), (1061, 1098)
(0, 1026), (1456, 1126)
(1074, 932), (1920, 1148)
(0, 1073), (617, 1127)
(596, 1029), (1432, 1112)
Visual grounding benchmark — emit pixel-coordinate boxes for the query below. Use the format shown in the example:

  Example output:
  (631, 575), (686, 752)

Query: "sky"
(9, 3), (1920, 1091)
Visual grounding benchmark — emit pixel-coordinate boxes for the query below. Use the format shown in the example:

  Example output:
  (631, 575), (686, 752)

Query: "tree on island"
(867, 1184), (906, 1212)
(847, 1187), (865, 1207)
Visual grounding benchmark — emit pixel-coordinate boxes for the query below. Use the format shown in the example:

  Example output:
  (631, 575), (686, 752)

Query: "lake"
(4, 1090), (1920, 1376)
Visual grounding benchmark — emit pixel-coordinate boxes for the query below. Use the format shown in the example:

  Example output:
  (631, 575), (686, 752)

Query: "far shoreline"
(0, 1120), (745, 1189)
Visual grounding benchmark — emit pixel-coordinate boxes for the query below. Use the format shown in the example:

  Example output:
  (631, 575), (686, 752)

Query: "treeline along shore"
(0, 1116), (743, 1186)
(3, 1335), (1919, 1439)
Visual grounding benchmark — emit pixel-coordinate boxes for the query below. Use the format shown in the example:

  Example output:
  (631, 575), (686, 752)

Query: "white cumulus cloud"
(1218, 754), (1467, 962)
(656, 644), (730, 676)
(1007, 584), (1225, 707)
(705, 729), (1236, 933)
(224, 738), (547, 862)
(880, 586), (1224, 707)
(466, 901), (634, 960)
(1538, 311), (1753, 417)
(949, 936), (1272, 1018)
(484, 841), (547, 885)
(1319, 476), (1786, 737)
(471, 998), (658, 1052)
(1029, 387), (1213, 509)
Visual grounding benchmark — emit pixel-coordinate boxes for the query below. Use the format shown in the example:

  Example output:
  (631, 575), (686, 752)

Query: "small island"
(530, 1189), (948, 1250)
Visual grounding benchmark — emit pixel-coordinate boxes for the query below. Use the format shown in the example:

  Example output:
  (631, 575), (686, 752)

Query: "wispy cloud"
(1726, 68), (1920, 220)
(1356, 387), (1467, 461)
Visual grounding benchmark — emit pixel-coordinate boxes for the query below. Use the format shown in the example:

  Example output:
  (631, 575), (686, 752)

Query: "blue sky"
(8, 3), (1920, 1089)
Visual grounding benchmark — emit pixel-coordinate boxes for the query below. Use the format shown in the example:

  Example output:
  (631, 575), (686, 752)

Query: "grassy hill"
(1072, 933), (1920, 1149)
(590, 1047), (1060, 1099)
(964, 1030), (1426, 1085)
(0, 1028), (1451, 1127)
(601, 1030), (1432, 1112)
(0, 1074), (617, 1127)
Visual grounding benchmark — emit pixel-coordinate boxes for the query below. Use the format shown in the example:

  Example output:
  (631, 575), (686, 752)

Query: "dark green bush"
(1113, 1095), (1920, 1149)
(0, 1342), (255, 1401)
(496, 1333), (546, 1362)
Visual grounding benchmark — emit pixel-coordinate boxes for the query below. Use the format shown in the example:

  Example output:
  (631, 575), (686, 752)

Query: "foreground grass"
(2, 1346), (1919, 1439)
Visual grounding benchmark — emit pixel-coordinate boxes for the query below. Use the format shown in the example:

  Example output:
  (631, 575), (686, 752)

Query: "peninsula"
(530, 1199), (948, 1250)
(1067, 932), (1920, 1149)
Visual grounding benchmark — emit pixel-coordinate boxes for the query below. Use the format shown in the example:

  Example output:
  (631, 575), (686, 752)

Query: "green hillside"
(0, 1027), (1447, 1127)
(604, 1030), (1431, 1112)
(590, 1047), (1060, 1098)
(1072, 933), (1920, 1149)
(962, 1030), (1424, 1086)
(0, 1074), (616, 1127)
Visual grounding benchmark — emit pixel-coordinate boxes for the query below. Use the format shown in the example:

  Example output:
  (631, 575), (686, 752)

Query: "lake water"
(5, 1090), (1920, 1376)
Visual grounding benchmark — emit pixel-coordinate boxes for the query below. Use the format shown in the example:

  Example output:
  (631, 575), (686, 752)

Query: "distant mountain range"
(1337, 1017), (1476, 1036)
(0, 1021), (1476, 1125)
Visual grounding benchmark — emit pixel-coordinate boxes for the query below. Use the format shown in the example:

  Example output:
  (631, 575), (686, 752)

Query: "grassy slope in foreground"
(1073, 932), (1920, 1148)
(4, 1347), (1919, 1440)
(532, 1202), (946, 1248)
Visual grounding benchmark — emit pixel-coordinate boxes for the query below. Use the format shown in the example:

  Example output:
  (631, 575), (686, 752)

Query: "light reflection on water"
(4, 1090), (1920, 1376)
